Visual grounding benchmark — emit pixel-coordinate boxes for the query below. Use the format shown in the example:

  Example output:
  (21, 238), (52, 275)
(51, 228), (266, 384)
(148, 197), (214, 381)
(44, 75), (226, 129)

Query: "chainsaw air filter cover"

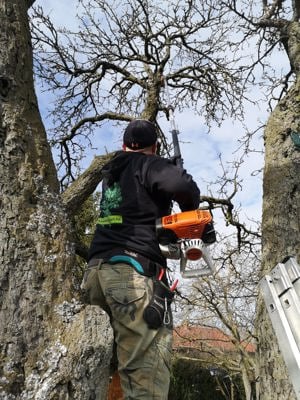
(181, 239), (203, 260)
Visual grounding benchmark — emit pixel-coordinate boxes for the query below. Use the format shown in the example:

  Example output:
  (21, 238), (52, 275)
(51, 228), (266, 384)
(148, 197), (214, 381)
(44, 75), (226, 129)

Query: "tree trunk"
(0, 1), (113, 398)
(257, 73), (300, 399)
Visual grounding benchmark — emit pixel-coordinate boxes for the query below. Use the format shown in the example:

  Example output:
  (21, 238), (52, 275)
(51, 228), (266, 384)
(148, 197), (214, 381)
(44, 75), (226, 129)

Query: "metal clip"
(163, 297), (170, 325)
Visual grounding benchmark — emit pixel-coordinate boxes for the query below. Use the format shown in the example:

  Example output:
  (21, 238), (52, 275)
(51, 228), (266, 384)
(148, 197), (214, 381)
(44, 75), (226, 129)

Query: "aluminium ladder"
(260, 256), (300, 400)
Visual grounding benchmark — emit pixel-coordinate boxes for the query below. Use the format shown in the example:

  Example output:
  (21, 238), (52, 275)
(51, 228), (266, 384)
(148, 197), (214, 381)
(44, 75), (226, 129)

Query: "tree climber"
(82, 119), (200, 399)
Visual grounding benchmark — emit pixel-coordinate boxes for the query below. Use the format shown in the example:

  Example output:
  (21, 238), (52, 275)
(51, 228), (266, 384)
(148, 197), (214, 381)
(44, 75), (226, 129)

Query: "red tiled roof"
(173, 324), (256, 353)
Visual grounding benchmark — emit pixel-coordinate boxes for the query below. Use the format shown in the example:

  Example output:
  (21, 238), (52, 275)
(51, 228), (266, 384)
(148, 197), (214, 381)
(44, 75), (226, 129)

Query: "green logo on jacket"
(99, 182), (123, 224)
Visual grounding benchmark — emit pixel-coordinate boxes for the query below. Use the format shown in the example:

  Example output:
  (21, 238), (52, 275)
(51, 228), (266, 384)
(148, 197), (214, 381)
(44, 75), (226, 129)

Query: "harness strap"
(88, 250), (164, 277)
(108, 255), (144, 274)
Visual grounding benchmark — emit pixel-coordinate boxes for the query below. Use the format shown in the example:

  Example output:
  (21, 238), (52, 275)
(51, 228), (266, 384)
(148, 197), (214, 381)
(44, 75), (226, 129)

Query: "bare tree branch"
(62, 153), (113, 215)
(30, 0), (246, 185)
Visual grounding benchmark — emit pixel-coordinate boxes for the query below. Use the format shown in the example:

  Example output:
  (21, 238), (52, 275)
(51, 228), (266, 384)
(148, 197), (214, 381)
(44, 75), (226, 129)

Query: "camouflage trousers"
(82, 261), (173, 400)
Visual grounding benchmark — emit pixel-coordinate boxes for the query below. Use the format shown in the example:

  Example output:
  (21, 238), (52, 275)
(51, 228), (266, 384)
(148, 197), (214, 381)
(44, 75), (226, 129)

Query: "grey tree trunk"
(257, 54), (300, 400)
(0, 1), (113, 399)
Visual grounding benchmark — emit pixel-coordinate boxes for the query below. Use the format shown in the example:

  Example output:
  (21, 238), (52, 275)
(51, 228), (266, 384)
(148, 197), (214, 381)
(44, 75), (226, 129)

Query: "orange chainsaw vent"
(159, 209), (212, 240)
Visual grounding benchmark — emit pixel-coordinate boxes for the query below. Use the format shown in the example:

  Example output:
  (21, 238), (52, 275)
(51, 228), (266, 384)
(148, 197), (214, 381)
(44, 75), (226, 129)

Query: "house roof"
(173, 324), (256, 353)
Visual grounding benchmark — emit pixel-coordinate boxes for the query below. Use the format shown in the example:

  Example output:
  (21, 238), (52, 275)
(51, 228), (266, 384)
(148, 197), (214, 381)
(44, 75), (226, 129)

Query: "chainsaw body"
(156, 209), (216, 278)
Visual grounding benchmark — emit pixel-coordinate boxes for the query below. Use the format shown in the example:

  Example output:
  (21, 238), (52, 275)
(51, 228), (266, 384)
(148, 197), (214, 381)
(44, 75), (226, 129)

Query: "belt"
(87, 256), (144, 274)
(88, 253), (160, 277)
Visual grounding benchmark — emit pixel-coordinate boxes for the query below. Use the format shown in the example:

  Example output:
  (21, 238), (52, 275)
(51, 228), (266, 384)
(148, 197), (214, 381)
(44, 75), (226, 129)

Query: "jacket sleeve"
(145, 157), (200, 211)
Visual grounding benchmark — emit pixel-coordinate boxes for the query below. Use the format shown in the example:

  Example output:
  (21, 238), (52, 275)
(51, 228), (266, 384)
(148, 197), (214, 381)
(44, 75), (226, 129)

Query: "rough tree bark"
(0, 1), (113, 399)
(257, 21), (300, 400)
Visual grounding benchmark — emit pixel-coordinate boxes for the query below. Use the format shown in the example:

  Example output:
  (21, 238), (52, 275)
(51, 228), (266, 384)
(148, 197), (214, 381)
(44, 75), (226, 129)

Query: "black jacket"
(88, 151), (200, 266)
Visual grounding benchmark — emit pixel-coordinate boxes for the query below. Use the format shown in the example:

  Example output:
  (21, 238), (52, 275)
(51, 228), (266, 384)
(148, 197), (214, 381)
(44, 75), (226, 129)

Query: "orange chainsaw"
(157, 78), (216, 278)
(156, 209), (216, 278)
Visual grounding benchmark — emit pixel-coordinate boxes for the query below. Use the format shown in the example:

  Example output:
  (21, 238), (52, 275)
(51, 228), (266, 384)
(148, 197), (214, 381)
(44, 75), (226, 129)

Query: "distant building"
(173, 323), (256, 354)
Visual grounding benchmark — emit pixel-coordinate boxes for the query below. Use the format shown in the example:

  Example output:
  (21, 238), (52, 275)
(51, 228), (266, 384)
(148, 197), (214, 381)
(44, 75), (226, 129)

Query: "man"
(83, 119), (200, 399)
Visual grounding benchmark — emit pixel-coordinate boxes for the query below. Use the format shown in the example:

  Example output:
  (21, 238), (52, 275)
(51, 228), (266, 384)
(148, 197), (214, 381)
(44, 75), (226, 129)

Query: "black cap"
(123, 119), (157, 150)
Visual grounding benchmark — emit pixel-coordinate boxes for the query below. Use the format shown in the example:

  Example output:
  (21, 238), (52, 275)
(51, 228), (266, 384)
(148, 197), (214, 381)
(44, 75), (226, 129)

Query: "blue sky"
(31, 0), (290, 236)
